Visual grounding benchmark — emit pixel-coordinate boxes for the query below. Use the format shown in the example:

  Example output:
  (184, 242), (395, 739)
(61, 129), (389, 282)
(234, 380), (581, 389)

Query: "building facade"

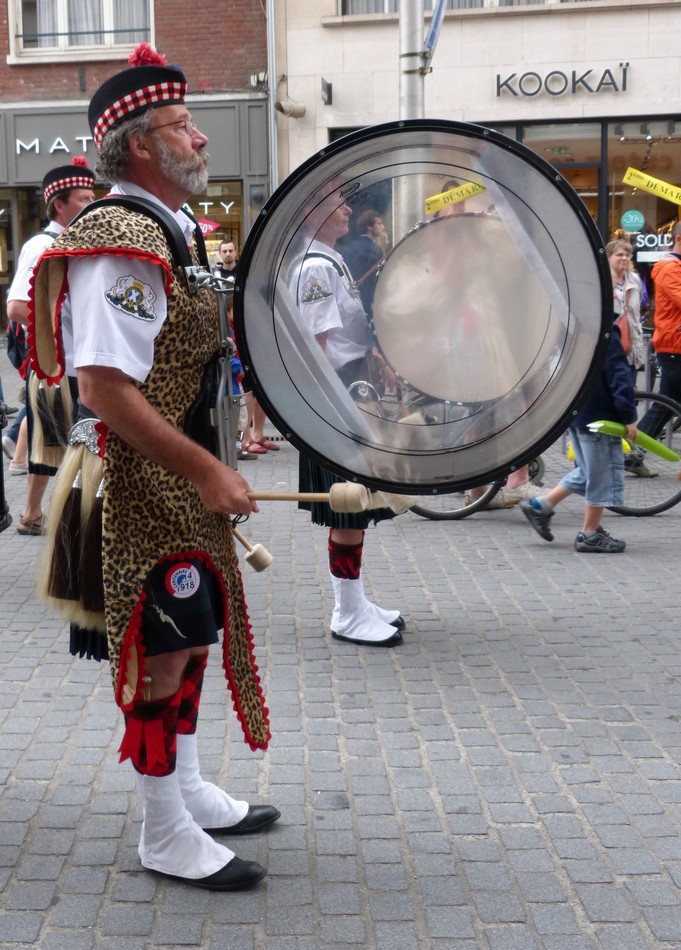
(273, 0), (681, 264)
(0, 0), (269, 320)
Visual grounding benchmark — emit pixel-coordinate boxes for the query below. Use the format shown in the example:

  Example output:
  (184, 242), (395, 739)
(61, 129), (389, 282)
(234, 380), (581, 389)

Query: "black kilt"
(298, 454), (396, 530)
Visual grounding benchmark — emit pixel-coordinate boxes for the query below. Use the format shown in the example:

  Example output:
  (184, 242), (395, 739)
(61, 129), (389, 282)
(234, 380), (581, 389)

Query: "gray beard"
(154, 138), (209, 194)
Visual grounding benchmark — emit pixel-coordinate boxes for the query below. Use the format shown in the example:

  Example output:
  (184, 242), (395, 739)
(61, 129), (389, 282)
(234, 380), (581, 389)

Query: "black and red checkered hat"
(42, 156), (96, 204)
(88, 43), (187, 151)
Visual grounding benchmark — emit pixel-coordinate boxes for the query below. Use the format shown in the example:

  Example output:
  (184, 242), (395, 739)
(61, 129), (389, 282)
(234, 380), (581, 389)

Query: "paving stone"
(3, 405), (681, 947)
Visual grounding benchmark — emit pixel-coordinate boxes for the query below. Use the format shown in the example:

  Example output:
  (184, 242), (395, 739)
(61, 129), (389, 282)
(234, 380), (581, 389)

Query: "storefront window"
(608, 119), (681, 260)
(185, 180), (244, 263)
(521, 122), (602, 222)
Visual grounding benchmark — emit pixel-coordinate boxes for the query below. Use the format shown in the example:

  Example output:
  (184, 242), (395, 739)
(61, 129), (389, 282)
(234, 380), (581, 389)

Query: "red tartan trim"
(93, 80), (187, 150)
(114, 548), (271, 752)
(27, 245), (175, 386)
(44, 175), (96, 203)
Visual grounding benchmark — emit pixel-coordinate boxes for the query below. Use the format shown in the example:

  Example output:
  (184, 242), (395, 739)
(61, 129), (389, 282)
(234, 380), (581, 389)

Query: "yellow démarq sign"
(623, 167), (681, 205)
(425, 180), (486, 215)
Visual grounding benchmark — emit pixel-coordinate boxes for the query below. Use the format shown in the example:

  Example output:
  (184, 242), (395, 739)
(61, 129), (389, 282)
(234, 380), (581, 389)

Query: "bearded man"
(28, 45), (278, 890)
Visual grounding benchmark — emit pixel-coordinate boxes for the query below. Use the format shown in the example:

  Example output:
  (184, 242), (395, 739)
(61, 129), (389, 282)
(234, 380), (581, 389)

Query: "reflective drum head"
(235, 119), (611, 494)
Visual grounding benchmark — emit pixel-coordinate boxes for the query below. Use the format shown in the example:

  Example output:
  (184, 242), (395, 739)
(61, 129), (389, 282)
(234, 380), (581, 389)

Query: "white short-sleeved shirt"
(7, 224), (63, 303)
(293, 239), (372, 370)
(64, 182), (196, 382)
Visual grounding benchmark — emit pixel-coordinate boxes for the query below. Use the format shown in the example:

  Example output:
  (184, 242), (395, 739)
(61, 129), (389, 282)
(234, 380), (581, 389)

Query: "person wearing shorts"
(519, 319), (638, 553)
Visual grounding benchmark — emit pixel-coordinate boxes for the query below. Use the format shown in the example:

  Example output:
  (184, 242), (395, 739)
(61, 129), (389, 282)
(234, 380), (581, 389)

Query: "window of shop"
(608, 119), (681, 248)
(185, 180), (244, 264)
(9, 0), (151, 60)
(522, 121), (602, 223)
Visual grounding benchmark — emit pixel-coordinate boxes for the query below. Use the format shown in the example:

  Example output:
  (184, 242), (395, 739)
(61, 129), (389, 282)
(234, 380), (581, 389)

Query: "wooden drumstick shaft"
(231, 526), (273, 572)
(232, 525), (258, 551)
(246, 484), (415, 514)
(246, 492), (331, 503)
(247, 483), (369, 512)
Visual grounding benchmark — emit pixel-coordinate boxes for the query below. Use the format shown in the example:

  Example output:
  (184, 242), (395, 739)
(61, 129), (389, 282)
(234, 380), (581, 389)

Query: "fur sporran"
(38, 419), (106, 633)
(28, 372), (74, 469)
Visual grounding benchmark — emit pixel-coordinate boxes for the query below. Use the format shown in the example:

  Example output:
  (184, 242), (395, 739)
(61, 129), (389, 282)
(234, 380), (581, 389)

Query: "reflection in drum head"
(372, 213), (555, 404)
(235, 120), (611, 494)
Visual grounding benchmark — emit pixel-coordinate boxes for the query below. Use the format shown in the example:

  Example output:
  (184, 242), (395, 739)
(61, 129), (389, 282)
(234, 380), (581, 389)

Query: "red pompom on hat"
(88, 42), (187, 152)
(42, 157), (96, 205)
(128, 43), (167, 68)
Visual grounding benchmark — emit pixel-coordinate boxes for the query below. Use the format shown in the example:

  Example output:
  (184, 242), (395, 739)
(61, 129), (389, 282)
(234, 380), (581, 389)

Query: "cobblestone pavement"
(3, 346), (681, 949)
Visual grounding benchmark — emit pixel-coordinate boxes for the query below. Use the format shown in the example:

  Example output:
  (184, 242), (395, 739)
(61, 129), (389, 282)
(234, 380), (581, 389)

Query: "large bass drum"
(234, 119), (611, 495)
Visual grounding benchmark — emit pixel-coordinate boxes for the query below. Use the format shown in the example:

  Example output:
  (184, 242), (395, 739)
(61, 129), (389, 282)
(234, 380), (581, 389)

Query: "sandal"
(254, 437), (280, 452)
(242, 440), (267, 455)
(17, 514), (46, 536)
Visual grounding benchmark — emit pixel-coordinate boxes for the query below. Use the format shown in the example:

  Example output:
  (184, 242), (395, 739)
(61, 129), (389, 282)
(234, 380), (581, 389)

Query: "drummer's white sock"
(328, 532), (398, 642)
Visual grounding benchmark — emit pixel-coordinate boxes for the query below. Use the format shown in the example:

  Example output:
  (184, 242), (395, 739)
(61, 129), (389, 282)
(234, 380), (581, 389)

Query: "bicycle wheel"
(609, 390), (681, 517)
(411, 480), (504, 521)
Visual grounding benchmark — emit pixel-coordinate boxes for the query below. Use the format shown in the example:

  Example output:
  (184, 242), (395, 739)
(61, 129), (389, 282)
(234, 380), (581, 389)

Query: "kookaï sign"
(496, 62), (629, 98)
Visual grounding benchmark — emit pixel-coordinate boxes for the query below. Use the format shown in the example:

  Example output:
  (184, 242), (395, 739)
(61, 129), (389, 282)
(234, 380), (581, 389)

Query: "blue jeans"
(6, 404), (26, 442)
(639, 353), (681, 438)
(561, 427), (625, 507)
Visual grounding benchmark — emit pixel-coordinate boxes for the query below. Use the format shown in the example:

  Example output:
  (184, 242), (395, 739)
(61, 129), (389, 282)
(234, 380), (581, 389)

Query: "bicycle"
(410, 390), (681, 521)
(410, 456), (545, 522)
(610, 389), (681, 517)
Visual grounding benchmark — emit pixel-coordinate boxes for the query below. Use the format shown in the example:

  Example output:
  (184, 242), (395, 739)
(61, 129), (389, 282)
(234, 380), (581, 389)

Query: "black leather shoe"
(162, 856), (266, 890)
(207, 804), (281, 835)
(331, 629), (403, 647)
(391, 615), (406, 630)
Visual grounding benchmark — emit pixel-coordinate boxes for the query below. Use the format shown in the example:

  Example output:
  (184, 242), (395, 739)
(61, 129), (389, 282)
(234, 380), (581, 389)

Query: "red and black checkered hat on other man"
(42, 156), (96, 205)
(88, 43), (187, 152)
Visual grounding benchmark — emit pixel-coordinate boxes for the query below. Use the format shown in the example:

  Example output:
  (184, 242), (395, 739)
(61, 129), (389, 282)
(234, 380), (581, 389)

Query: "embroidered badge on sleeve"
(105, 275), (157, 320)
(301, 277), (333, 304)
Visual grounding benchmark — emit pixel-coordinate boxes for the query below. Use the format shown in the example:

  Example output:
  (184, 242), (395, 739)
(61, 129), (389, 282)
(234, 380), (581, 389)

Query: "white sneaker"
(9, 458), (28, 475)
(2, 436), (15, 460)
(482, 483), (543, 509)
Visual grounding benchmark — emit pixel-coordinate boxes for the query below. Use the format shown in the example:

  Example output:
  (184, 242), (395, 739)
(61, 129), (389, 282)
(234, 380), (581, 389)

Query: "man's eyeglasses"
(148, 117), (197, 137)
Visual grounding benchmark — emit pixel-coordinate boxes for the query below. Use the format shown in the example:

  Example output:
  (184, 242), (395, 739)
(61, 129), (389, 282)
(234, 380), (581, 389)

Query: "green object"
(588, 420), (681, 462)
(620, 209), (645, 232)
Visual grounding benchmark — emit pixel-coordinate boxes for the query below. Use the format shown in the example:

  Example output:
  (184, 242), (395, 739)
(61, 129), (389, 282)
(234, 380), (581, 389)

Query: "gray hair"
(95, 109), (155, 183)
(605, 238), (633, 259)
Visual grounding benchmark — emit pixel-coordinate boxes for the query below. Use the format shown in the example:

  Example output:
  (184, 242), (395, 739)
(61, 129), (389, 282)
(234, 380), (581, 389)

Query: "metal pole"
(266, 0), (279, 192)
(396, 0), (426, 240)
(399, 0), (424, 120)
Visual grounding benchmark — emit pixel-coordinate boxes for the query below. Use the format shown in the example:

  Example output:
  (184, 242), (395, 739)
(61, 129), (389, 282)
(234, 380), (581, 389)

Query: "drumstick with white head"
(231, 525), (274, 572)
(246, 483), (417, 514)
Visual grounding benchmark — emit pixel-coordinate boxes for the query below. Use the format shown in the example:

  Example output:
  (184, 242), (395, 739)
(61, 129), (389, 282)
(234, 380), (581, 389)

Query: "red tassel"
(129, 43), (167, 67)
(119, 688), (182, 776)
(118, 717), (167, 773)
(71, 156), (90, 168)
